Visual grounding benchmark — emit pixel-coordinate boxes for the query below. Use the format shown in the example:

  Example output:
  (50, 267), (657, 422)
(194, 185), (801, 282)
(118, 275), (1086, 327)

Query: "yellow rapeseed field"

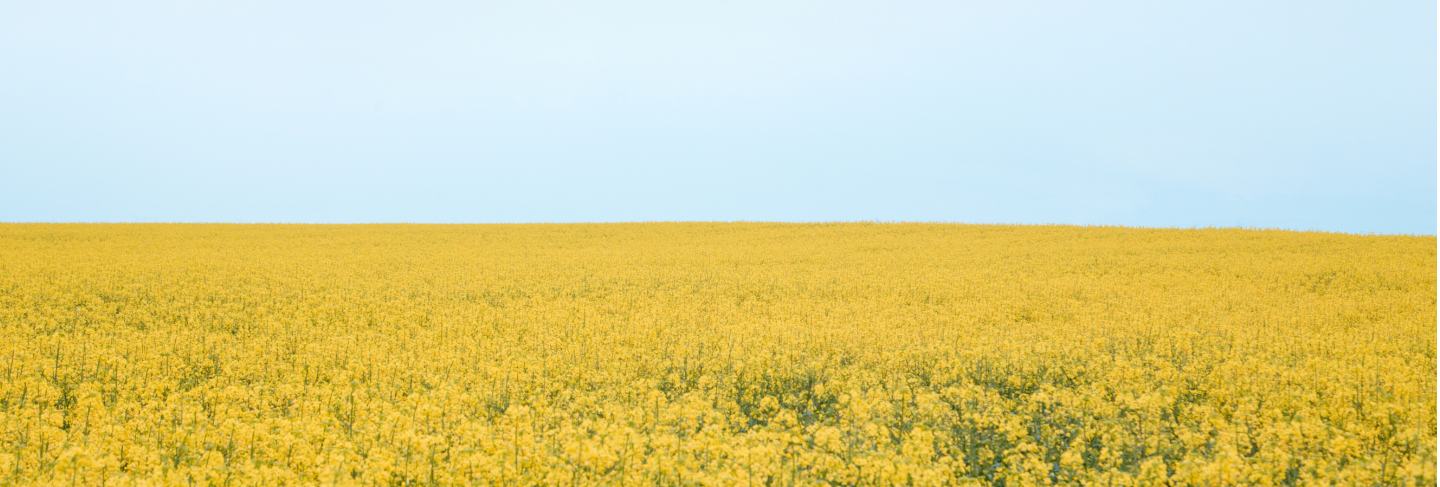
(0, 223), (1433, 485)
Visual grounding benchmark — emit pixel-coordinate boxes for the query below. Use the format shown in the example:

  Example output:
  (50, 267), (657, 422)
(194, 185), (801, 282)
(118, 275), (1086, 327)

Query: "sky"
(0, 1), (1434, 234)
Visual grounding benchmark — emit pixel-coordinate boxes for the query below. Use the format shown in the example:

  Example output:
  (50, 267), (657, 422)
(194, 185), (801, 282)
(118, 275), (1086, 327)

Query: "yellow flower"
(0, 223), (1429, 485)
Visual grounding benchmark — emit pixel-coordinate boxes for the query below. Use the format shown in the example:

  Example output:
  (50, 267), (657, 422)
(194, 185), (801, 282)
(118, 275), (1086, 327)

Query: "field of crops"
(0, 223), (1433, 485)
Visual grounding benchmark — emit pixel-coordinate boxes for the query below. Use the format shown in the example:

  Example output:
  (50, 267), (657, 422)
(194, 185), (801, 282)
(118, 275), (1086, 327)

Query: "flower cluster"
(0, 223), (1432, 485)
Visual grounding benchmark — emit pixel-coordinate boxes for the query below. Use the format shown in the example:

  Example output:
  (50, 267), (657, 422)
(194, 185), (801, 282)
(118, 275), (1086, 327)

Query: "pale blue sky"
(1, 1), (1434, 234)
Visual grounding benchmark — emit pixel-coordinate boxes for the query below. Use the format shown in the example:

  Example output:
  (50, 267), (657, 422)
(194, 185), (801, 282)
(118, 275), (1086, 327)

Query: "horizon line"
(0, 220), (1431, 238)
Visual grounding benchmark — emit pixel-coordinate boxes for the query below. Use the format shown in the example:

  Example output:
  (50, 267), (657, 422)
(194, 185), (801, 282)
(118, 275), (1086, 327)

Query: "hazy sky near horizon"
(1, 1), (1434, 233)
